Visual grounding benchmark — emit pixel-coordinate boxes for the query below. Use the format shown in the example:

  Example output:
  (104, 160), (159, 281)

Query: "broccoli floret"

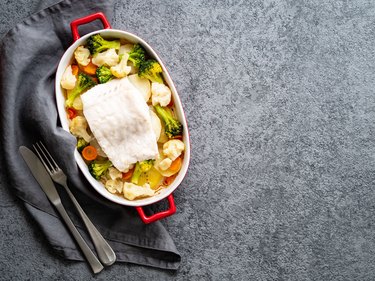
(131, 160), (154, 185)
(128, 44), (146, 68)
(138, 59), (163, 83)
(96, 65), (113, 84)
(88, 160), (112, 180)
(76, 138), (89, 153)
(154, 105), (183, 138)
(65, 73), (96, 107)
(87, 34), (120, 55)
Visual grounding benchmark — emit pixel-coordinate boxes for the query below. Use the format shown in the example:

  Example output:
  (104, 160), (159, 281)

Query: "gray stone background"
(1, 0), (375, 280)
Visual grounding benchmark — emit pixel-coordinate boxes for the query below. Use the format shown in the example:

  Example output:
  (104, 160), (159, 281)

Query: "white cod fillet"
(80, 77), (158, 172)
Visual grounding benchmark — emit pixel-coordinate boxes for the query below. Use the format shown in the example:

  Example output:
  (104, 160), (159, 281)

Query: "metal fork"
(33, 141), (116, 266)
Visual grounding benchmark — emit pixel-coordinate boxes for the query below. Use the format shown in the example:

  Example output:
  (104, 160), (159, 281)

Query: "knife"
(19, 146), (104, 274)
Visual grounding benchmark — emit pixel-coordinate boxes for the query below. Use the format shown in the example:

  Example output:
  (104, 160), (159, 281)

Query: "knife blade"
(19, 146), (61, 204)
(19, 146), (104, 274)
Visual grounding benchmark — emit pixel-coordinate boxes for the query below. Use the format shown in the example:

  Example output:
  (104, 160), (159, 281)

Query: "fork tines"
(33, 141), (59, 173)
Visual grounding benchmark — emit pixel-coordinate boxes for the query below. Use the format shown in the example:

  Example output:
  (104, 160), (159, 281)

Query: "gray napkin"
(0, 0), (180, 270)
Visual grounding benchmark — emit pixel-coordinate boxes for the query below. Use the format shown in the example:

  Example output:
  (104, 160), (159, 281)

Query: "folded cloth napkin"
(0, 0), (180, 270)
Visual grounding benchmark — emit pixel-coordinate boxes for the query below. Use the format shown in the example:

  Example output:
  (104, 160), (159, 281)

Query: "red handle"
(70, 12), (111, 42)
(136, 194), (176, 224)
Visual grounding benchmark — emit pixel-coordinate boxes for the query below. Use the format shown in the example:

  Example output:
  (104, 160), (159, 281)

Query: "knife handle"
(54, 201), (104, 274)
(62, 183), (116, 266)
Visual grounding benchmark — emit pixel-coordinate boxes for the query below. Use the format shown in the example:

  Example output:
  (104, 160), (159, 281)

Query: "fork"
(33, 141), (116, 266)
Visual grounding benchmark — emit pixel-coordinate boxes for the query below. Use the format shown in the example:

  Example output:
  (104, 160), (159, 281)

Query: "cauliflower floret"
(74, 46), (90, 66)
(123, 182), (155, 200)
(149, 110), (161, 141)
(69, 116), (91, 142)
(163, 139), (185, 161)
(60, 65), (77, 90)
(118, 44), (133, 55)
(110, 53), (131, 78)
(108, 167), (122, 180)
(92, 48), (119, 67)
(158, 158), (172, 171)
(119, 44), (138, 74)
(105, 179), (123, 194)
(72, 96), (83, 110)
(151, 82), (172, 106)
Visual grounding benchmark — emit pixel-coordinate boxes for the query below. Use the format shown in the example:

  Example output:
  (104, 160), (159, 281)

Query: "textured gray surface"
(1, 0), (375, 280)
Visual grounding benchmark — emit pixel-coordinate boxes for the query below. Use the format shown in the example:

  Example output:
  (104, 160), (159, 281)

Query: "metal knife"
(19, 146), (104, 274)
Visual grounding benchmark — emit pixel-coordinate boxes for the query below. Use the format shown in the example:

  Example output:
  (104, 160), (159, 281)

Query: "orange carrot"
(122, 168), (134, 180)
(81, 62), (97, 76)
(71, 65), (79, 76)
(167, 98), (174, 107)
(82, 145), (98, 161)
(169, 156), (182, 173)
(67, 108), (77, 119)
(163, 174), (176, 186)
(172, 135), (183, 140)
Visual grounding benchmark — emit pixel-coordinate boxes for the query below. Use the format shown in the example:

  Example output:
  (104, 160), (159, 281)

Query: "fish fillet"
(81, 77), (158, 172)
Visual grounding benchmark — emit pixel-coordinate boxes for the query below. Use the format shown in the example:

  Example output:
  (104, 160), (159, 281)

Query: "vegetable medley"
(60, 34), (185, 200)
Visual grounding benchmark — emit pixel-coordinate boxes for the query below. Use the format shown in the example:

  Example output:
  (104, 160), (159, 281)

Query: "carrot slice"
(169, 156), (182, 173)
(171, 135), (183, 140)
(163, 174), (176, 186)
(71, 65), (79, 76)
(67, 108), (77, 119)
(81, 62), (97, 76)
(167, 98), (174, 107)
(82, 145), (98, 161)
(122, 168), (134, 180)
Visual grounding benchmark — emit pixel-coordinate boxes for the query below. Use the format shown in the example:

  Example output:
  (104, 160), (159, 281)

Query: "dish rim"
(55, 29), (191, 207)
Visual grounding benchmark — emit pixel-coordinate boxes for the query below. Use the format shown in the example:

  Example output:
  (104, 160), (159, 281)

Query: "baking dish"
(55, 12), (190, 224)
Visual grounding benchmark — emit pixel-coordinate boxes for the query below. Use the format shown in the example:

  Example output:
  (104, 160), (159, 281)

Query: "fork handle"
(62, 183), (116, 266)
(54, 201), (104, 274)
